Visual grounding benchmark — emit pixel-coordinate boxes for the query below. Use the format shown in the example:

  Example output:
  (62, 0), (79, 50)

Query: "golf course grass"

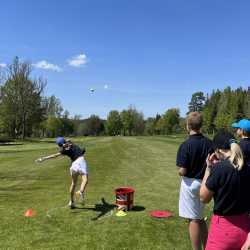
(0, 136), (212, 250)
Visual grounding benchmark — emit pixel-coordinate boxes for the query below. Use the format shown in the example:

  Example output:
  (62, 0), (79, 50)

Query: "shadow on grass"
(131, 206), (145, 212)
(72, 198), (116, 220)
(27, 140), (55, 144)
(72, 198), (146, 220)
(0, 174), (55, 182)
(0, 143), (23, 146)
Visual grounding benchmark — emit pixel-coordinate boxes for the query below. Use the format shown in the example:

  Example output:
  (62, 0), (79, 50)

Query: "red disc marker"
(150, 210), (173, 218)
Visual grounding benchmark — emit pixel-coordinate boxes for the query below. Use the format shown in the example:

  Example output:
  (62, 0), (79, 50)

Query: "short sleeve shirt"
(206, 160), (250, 215)
(240, 138), (250, 167)
(176, 134), (213, 179)
(59, 143), (84, 162)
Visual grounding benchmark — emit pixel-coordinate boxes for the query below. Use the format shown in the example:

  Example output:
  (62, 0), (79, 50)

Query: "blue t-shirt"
(240, 138), (250, 167)
(176, 134), (213, 179)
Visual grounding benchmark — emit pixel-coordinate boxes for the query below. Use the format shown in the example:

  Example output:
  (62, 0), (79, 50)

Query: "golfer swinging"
(36, 137), (88, 209)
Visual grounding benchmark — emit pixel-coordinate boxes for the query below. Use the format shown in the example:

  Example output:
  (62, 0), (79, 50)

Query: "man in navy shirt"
(176, 112), (212, 250)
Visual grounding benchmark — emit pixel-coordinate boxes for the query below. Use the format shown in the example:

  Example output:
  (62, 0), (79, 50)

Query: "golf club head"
(35, 158), (43, 164)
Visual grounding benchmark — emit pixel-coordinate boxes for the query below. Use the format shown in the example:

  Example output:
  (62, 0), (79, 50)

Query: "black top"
(240, 138), (250, 167)
(206, 160), (250, 216)
(176, 134), (213, 179)
(59, 143), (85, 162)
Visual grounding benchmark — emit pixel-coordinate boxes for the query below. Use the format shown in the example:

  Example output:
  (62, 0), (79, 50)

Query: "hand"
(210, 153), (219, 165)
(206, 153), (219, 167)
(206, 154), (212, 167)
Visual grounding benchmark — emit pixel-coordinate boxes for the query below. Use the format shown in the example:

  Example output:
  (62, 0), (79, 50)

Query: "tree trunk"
(22, 113), (26, 139)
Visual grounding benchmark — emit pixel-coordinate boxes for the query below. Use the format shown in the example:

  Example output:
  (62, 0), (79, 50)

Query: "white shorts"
(70, 156), (88, 176)
(179, 177), (205, 220)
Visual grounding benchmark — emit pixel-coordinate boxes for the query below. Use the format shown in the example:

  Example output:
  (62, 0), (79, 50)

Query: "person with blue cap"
(232, 119), (250, 168)
(36, 137), (88, 209)
(231, 119), (250, 249)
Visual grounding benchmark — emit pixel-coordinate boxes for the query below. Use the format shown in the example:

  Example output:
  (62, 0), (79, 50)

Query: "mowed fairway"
(0, 136), (212, 250)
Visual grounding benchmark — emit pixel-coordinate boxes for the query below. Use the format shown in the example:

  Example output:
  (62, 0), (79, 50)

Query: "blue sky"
(1, 0), (250, 118)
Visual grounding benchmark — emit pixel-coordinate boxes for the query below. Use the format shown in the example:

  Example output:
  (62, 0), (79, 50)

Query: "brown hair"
(186, 112), (203, 131)
(242, 130), (250, 137)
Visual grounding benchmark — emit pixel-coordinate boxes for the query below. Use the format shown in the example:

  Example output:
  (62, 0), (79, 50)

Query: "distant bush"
(0, 135), (13, 143)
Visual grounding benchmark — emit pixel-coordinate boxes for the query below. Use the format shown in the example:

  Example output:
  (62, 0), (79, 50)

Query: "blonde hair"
(187, 112), (203, 131)
(229, 142), (244, 170)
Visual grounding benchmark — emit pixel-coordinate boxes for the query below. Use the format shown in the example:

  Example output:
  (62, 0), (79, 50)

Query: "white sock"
(80, 191), (84, 198)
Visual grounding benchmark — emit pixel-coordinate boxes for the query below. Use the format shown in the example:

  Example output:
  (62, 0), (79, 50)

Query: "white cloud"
(104, 84), (109, 89)
(0, 63), (7, 68)
(33, 60), (62, 72)
(68, 53), (87, 67)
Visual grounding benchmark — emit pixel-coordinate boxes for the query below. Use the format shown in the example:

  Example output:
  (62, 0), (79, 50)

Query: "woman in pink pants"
(200, 130), (250, 250)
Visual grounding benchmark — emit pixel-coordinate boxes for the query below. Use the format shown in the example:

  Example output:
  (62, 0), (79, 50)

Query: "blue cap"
(55, 137), (65, 146)
(231, 119), (250, 132)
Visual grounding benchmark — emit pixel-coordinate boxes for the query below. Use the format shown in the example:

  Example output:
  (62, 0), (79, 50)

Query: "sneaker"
(68, 201), (75, 209)
(76, 191), (85, 204)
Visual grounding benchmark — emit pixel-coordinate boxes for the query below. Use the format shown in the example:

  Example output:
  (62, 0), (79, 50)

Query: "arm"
(177, 167), (187, 176)
(200, 167), (214, 203)
(200, 154), (214, 203)
(176, 143), (188, 177)
(36, 152), (61, 163)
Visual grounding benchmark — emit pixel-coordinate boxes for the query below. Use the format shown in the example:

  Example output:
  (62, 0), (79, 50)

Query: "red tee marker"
(24, 209), (34, 217)
(150, 210), (173, 218)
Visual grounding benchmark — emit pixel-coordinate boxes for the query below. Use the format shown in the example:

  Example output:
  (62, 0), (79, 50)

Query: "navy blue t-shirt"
(206, 160), (250, 216)
(240, 138), (250, 167)
(59, 143), (85, 162)
(176, 134), (213, 179)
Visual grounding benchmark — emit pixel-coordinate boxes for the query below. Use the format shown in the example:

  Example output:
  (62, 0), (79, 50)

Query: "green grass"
(0, 136), (212, 250)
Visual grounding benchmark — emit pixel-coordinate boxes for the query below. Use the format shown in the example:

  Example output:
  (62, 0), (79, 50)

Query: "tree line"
(187, 89), (250, 134)
(0, 58), (249, 139)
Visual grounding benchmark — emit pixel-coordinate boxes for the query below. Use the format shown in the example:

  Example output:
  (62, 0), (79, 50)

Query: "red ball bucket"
(115, 187), (135, 211)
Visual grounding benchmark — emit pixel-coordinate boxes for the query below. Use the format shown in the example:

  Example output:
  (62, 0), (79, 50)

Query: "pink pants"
(206, 214), (250, 250)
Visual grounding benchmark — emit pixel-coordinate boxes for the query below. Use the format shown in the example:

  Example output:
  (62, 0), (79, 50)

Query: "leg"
(189, 219), (207, 250)
(200, 219), (208, 249)
(80, 174), (88, 193)
(70, 172), (78, 203)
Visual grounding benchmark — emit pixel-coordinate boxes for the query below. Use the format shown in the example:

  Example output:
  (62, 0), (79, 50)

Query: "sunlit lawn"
(0, 136), (212, 250)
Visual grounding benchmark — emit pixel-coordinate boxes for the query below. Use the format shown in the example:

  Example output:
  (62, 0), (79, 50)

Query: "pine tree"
(188, 92), (205, 113)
